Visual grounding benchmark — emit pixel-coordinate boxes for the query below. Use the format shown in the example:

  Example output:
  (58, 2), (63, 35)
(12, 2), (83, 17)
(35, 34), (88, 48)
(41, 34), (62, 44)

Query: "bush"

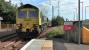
(47, 27), (64, 38)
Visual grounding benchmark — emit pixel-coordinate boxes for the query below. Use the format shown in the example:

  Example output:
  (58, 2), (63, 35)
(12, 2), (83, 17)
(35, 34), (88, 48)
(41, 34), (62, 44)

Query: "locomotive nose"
(16, 23), (23, 29)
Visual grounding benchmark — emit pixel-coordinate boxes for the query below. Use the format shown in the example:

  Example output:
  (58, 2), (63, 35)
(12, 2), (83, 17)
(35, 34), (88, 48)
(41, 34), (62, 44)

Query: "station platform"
(21, 39), (53, 50)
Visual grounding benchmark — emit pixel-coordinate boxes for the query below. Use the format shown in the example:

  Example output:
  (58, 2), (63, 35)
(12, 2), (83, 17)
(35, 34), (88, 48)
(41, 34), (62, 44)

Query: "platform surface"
(20, 39), (53, 50)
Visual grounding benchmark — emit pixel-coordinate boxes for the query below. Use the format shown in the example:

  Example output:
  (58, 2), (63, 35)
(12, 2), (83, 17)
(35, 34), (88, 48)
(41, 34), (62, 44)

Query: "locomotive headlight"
(16, 23), (22, 29)
(16, 24), (20, 27)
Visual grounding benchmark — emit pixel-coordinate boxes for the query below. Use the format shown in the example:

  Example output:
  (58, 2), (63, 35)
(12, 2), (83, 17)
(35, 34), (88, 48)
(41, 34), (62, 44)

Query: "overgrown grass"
(47, 26), (64, 38)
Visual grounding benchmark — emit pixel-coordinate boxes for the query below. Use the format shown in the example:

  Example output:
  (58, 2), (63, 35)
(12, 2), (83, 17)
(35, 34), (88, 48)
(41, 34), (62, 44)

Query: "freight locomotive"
(16, 4), (47, 39)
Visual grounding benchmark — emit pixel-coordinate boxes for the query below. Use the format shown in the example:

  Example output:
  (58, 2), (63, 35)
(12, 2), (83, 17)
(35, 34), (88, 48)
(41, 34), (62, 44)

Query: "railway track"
(0, 40), (27, 50)
(38, 27), (54, 38)
(0, 27), (54, 50)
(0, 33), (17, 41)
(0, 32), (27, 50)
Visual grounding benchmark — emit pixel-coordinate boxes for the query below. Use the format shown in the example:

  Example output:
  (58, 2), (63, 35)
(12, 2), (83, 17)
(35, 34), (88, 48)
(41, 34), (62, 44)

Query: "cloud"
(10, 0), (20, 6)
(5, 0), (9, 2)
(10, 0), (89, 20)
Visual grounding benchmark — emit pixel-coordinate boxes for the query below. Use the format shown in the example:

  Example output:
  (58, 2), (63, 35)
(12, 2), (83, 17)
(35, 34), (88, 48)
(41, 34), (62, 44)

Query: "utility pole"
(78, 0), (81, 44)
(81, 2), (84, 20)
(58, 1), (60, 16)
(49, 0), (54, 19)
(52, 6), (54, 19)
(74, 8), (78, 21)
(73, 11), (75, 21)
(85, 7), (86, 20)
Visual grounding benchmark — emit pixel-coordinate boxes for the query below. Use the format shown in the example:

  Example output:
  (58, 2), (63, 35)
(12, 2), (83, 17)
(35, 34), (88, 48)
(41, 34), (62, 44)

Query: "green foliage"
(0, 0), (16, 24)
(51, 16), (64, 26)
(51, 17), (58, 26)
(56, 16), (64, 25)
(47, 26), (64, 38)
(47, 17), (49, 22)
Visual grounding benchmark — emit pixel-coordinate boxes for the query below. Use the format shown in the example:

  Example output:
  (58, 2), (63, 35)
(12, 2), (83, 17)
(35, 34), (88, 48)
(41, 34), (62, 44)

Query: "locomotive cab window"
(18, 10), (27, 18)
(29, 10), (38, 17)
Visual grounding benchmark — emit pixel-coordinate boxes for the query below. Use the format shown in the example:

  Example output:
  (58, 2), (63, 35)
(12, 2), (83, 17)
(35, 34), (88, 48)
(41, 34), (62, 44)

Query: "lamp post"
(78, 0), (81, 44)
(85, 6), (89, 20)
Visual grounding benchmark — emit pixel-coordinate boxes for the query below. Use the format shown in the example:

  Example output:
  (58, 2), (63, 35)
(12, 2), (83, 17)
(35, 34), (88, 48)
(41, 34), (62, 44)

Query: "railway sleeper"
(1, 42), (15, 50)
(11, 41), (24, 50)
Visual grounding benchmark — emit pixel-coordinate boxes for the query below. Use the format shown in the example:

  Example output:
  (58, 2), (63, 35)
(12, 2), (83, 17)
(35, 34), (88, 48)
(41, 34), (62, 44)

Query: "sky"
(5, 0), (89, 20)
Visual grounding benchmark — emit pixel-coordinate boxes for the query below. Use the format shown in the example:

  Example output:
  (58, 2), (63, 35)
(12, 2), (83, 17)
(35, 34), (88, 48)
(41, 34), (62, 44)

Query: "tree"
(56, 16), (64, 25)
(51, 17), (58, 26)
(0, 0), (16, 24)
(51, 16), (64, 26)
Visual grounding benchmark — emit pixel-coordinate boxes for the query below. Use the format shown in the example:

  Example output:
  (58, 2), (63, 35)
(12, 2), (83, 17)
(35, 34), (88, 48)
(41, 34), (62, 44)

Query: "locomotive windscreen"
(18, 11), (27, 18)
(29, 10), (38, 17)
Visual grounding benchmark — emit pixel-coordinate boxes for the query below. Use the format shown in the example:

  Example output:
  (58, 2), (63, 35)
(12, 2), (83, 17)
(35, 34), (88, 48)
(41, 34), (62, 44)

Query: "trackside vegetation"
(47, 26), (64, 38)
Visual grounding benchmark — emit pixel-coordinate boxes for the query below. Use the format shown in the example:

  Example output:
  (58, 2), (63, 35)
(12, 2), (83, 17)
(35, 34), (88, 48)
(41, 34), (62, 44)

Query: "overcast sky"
(5, 0), (89, 20)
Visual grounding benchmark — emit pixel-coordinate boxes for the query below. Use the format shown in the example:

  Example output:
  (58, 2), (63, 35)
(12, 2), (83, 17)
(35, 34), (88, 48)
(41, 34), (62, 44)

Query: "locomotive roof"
(18, 4), (39, 10)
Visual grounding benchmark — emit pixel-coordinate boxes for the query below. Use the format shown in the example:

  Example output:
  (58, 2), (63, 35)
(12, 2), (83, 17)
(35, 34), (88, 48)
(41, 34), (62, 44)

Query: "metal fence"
(82, 21), (89, 29)
(64, 21), (82, 43)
